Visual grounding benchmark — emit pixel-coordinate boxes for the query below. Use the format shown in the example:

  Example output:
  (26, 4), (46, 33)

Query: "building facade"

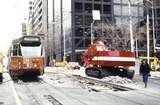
(153, 0), (160, 46)
(21, 23), (27, 36)
(27, 1), (34, 35)
(51, 0), (144, 62)
(53, 0), (113, 61)
(32, 0), (48, 35)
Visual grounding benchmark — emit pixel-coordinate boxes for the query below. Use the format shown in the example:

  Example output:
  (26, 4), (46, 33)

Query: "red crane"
(83, 41), (135, 79)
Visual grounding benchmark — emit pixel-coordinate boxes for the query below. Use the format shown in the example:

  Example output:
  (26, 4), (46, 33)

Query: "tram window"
(13, 45), (18, 56)
(21, 41), (41, 46)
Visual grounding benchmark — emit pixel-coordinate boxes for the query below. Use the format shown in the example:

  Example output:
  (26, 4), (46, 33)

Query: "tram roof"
(12, 35), (41, 44)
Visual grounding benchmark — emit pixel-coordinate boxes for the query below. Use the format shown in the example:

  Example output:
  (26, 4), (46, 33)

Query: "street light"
(147, 7), (150, 64)
(128, 0), (134, 52)
(91, 10), (101, 44)
(147, 0), (155, 52)
(145, 0), (155, 64)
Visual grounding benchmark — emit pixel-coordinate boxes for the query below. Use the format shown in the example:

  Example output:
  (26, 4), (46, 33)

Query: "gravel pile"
(102, 76), (134, 84)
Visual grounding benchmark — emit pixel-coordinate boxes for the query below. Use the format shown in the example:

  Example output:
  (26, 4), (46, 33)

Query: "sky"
(0, 0), (28, 53)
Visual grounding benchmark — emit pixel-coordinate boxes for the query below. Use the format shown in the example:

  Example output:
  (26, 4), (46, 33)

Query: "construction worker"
(140, 60), (151, 88)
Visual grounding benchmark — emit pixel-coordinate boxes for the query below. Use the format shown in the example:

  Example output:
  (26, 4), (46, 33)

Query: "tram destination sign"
(23, 37), (40, 42)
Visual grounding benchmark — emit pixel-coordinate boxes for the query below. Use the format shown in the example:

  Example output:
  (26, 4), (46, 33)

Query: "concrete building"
(32, 0), (48, 35)
(21, 23), (27, 36)
(27, 1), (34, 35)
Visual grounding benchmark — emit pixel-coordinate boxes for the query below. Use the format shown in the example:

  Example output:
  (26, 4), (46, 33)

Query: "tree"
(93, 20), (146, 51)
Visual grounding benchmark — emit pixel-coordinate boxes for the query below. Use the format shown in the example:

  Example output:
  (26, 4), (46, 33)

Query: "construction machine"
(83, 41), (135, 79)
(139, 47), (160, 71)
(0, 52), (3, 82)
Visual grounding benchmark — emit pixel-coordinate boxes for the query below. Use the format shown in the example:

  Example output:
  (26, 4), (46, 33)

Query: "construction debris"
(53, 60), (80, 70)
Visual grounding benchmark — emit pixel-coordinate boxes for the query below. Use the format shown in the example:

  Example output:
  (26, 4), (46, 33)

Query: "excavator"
(83, 41), (135, 79)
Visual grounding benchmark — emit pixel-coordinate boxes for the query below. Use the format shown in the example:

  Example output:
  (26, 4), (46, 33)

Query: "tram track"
(10, 70), (160, 105)
(42, 74), (160, 105)
(45, 70), (136, 92)
(71, 75), (135, 91)
(14, 76), (88, 105)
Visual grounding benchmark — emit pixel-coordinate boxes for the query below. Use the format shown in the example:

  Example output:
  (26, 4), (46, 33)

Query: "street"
(0, 67), (160, 105)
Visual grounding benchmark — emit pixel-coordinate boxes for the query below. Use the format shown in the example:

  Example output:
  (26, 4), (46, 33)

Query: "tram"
(7, 35), (45, 79)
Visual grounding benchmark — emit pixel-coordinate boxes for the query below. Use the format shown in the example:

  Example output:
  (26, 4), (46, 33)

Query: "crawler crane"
(83, 41), (135, 79)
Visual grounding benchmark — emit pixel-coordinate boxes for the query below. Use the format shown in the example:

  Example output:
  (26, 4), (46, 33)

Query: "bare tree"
(93, 21), (146, 51)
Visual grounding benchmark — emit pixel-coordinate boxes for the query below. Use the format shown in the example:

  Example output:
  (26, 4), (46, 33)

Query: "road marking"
(7, 73), (22, 105)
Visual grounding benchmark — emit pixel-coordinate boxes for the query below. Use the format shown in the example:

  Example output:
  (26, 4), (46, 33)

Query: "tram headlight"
(34, 64), (37, 67)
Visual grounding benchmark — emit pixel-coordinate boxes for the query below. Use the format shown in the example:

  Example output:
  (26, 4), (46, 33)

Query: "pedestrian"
(140, 60), (151, 88)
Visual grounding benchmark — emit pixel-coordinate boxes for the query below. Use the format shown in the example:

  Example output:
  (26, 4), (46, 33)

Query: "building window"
(29, 1), (33, 5)
(131, 6), (138, 17)
(75, 27), (83, 36)
(114, 0), (121, 3)
(85, 16), (92, 26)
(94, 4), (102, 13)
(75, 2), (83, 13)
(85, 3), (92, 13)
(84, 28), (91, 36)
(114, 5), (121, 15)
(122, 5), (129, 16)
(94, 0), (101, 2)
(139, 7), (144, 17)
(29, 7), (32, 10)
(122, 0), (128, 4)
(75, 38), (84, 47)
(115, 17), (121, 25)
(103, 0), (111, 2)
(85, 38), (91, 47)
(157, 9), (160, 17)
(75, 15), (83, 26)
(103, 5), (111, 14)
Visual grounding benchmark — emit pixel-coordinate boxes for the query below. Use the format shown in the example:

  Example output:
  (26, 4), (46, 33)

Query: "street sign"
(92, 10), (100, 20)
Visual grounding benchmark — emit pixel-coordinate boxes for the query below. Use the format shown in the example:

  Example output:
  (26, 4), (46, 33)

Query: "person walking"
(140, 60), (151, 88)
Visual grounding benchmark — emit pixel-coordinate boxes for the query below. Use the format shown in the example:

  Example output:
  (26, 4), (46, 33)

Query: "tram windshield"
(20, 40), (42, 57)
(20, 45), (42, 57)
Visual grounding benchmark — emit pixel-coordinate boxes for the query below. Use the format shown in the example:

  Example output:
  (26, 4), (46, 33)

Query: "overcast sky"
(0, 0), (28, 53)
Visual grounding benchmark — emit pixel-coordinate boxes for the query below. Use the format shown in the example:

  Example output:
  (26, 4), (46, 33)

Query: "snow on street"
(1, 67), (160, 105)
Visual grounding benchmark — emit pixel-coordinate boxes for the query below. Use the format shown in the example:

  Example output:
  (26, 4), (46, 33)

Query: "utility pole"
(91, 10), (100, 44)
(91, 20), (95, 44)
(151, 0), (155, 51)
(147, 7), (150, 64)
(60, 0), (64, 61)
